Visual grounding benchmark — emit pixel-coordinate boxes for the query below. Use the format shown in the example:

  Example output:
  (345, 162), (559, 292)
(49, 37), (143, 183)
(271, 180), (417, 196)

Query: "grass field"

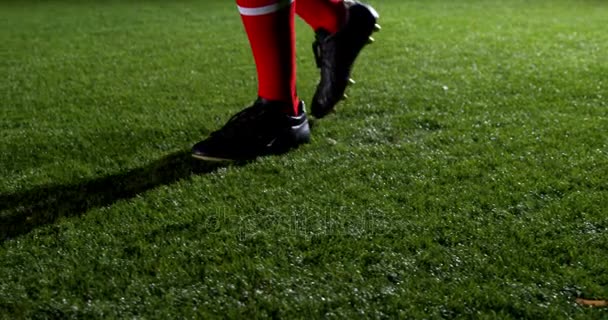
(1, 0), (607, 318)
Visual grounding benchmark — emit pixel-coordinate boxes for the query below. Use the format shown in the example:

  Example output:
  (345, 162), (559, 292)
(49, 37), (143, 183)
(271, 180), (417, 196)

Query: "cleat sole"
(192, 153), (235, 162)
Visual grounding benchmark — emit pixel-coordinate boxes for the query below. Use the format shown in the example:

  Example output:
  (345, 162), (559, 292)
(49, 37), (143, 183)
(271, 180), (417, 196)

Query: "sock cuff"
(237, 0), (294, 16)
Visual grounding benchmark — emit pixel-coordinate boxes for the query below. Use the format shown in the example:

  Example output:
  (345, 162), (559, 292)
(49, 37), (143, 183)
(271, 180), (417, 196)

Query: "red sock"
(296, 0), (346, 34)
(237, 0), (299, 115)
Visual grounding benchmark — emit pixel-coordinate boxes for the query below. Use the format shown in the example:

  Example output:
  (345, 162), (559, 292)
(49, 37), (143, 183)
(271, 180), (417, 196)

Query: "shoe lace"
(313, 41), (323, 68)
(209, 102), (269, 140)
(313, 30), (334, 69)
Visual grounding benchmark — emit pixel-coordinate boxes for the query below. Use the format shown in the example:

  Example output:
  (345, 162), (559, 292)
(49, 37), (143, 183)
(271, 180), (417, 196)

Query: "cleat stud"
(367, 36), (375, 44)
(348, 78), (356, 85)
(342, 94), (349, 100)
(373, 24), (381, 32)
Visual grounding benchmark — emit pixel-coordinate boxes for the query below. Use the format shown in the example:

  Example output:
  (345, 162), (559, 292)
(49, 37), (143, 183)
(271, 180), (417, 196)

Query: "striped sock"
(237, 0), (299, 115)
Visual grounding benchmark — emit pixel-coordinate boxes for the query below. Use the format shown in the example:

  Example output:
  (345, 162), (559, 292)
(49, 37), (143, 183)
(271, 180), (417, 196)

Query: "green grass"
(1, 0), (607, 318)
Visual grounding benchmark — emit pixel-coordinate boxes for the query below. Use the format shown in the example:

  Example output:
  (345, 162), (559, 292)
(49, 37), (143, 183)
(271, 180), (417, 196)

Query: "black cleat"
(192, 99), (310, 162)
(311, 0), (380, 119)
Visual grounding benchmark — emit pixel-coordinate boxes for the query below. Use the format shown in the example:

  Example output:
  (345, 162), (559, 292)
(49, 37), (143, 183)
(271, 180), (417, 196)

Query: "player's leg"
(192, 0), (310, 162)
(296, 0), (380, 118)
(296, 0), (346, 34)
(239, 0), (299, 114)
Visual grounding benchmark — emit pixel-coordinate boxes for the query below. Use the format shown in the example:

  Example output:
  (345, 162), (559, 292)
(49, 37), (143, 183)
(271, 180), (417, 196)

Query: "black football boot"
(311, 0), (380, 118)
(192, 99), (310, 162)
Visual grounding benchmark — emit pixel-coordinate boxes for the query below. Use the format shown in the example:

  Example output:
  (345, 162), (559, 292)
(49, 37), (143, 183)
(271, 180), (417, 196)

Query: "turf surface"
(1, 0), (607, 318)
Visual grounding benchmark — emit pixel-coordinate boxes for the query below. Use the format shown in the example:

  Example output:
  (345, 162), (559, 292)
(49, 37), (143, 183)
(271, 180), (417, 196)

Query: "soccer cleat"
(192, 99), (310, 162)
(310, 0), (379, 119)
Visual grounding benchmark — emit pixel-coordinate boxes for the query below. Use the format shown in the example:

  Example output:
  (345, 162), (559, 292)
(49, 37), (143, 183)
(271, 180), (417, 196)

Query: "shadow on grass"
(0, 150), (222, 242)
